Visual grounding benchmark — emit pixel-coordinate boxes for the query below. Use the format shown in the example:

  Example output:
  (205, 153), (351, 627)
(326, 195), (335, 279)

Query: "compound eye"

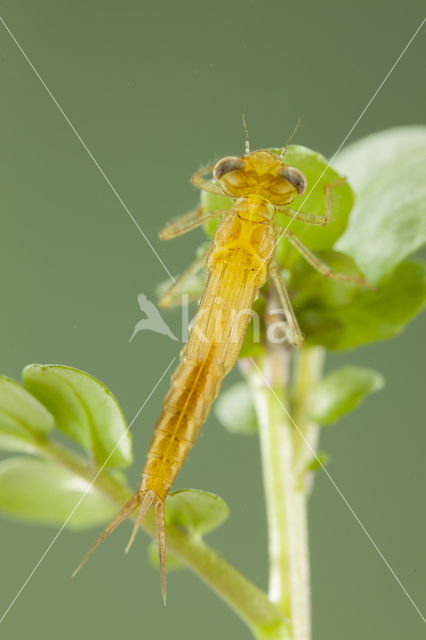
(213, 156), (244, 181)
(279, 166), (307, 195)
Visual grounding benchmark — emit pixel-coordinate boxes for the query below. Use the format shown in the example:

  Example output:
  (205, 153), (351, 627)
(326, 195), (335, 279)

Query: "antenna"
(242, 113), (250, 154)
(279, 118), (301, 159)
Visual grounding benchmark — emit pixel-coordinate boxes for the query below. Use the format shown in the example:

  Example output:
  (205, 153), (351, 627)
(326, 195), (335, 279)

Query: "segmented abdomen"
(140, 344), (223, 500)
(140, 209), (275, 500)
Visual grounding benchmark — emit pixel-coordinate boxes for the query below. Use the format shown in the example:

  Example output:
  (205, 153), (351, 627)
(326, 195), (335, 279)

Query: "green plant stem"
(33, 436), (290, 640)
(245, 345), (324, 640)
(291, 347), (325, 472)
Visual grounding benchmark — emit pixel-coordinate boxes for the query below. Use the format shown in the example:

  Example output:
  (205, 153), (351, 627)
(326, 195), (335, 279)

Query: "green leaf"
(0, 375), (55, 437)
(309, 366), (385, 425)
(290, 249), (365, 309)
(238, 298), (266, 359)
(272, 145), (354, 268)
(165, 489), (229, 537)
(201, 191), (233, 237)
(306, 451), (329, 472)
(0, 456), (117, 529)
(297, 259), (426, 350)
(148, 540), (184, 571)
(335, 127), (426, 284)
(214, 382), (258, 435)
(22, 365), (132, 469)
(0, 433), (41, 454)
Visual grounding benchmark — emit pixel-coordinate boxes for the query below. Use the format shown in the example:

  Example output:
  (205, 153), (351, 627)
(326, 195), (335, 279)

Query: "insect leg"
(274, 178), (347, 226)
(190, 163), (226, 195)
(159, 206), (226, 240)
(269, 260), (304, 347)
(158, 247), (209, 308)
(283, 230), (370, 287)
(275, 206), (334, 226)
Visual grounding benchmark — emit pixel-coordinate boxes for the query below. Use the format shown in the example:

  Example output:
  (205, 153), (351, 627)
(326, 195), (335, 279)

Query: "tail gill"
(72, 490), (167, 605)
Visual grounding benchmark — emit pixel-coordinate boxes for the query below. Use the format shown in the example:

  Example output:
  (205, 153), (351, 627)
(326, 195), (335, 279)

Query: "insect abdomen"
(140, 346), (224, 500)
(141, 208), (276, 500)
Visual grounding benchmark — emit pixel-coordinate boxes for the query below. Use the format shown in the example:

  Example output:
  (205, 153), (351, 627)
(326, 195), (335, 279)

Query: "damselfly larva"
(74, 120), (367, 601)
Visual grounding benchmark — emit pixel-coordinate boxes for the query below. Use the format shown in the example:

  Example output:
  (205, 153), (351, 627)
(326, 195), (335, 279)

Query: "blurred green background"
(0, 1), (424, 638)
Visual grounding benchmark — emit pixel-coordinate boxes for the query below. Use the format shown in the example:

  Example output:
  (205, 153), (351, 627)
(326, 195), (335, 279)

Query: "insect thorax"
(208, 199), (275, 287)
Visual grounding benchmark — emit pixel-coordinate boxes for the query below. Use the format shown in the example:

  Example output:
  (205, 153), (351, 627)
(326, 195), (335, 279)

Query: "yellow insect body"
(141, 193), (275, 502)
(75, 143), (366, 600)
